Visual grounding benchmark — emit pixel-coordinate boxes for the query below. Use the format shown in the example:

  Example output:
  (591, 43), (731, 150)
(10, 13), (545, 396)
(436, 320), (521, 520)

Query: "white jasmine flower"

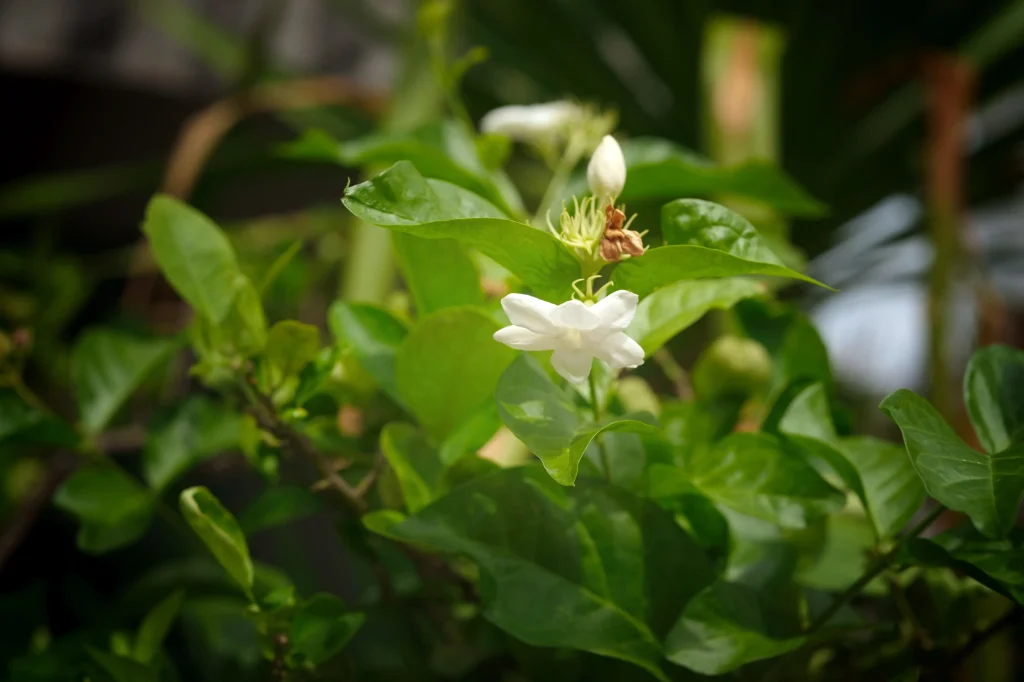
(587, 135), (626, 201)
(493, 291), (644, 383)
(480, 101), (580, 142)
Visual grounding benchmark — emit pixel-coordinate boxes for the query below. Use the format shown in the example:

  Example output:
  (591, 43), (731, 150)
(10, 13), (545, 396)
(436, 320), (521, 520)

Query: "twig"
(928, 608), (1022, 675)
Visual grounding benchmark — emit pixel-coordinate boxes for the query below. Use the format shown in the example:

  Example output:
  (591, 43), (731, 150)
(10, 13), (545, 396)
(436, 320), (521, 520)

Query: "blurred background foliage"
(2, 0), (1024, 680)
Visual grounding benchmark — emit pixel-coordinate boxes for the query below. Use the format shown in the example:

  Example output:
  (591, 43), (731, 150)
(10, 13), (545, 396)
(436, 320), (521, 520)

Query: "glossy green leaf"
(664, 582), (804, 674)
(133, 589), (186, 664)
(881, 389), (1024, 539)
(840, 436), (925, 539)
(72, 328), (177, 434)
(142, 194), (240, 322)
(288, 593), (365, 667)
(383, 467), (714, 680)
(614, 200), (828, 298)
(608, 138), (825, 216)
(285, 122), (524, 216)
(342, 162), (579, 302)
(328, 301), (408, 404)
(495, 356), (659, 485)
(380, 423), (443, 513)
(0, 388), (78, 448)
(143, 396), (242, 491)
(903, 524), (1024, 604)
(54, 465), (155, 554)
(796, 513), (884, 595)
(264, 320), (321, 388)
(393, 232), (483, 316)
(778, 383), (924, 538)
(87, 648), (159, 682)
(438, 401), (501, 466)
(627, 279), (762, 355)
(237, 486), (323, 534)
(668, 432), (844, 529)
(179, 487), (254, 598)
(964, 345), (1024, 453)
(396, 307), (516, 441)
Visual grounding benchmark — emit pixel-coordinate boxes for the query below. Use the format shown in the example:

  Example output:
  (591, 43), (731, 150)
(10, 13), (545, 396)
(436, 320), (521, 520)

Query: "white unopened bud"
(479, 101), (580, 142)
(587, 135), (626, 201)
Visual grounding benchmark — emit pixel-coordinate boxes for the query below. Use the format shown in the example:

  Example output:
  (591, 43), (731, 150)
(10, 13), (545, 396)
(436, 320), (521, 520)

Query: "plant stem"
(588, 371), (612, 480)
(534, 140), (584, 228)
(806, 505), (946, 634)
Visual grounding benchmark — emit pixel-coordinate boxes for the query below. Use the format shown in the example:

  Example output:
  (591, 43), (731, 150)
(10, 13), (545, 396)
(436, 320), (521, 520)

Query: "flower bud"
(479, 101), (580, 142)
(587, 135), (626, 200)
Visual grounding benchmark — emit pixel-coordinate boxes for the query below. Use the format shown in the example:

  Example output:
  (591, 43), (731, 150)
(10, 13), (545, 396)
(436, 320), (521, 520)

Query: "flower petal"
(589, 290), (639, 330)
(501, 294), (557, 333)
(493, 326), (558, 351)
(594, 332), (645, 369)
(551, 300), (600, 330)
(551, 349), (594, 383)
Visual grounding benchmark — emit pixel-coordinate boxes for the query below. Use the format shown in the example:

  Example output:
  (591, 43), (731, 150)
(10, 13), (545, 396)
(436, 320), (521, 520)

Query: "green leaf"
(964, 345), (1024, 453)
(142, 194), (241, 322)
(903, 524), (1024, 604)
(840, 437), (925, 539)
(284, 122), (524, 216)
(328, 301), (408, 404)
(133, 589), (186, 664)
(0, 388), (78, 448)
(627, 279), (762, 355)
(613, 200), (830, 298)
(72, 328), (177, 435)
(393, 232), (483, 316)
(664, 582), (804, 675)
(264, 320), (321, 388)
(777, 383), (924, 538)
(87, 648), (159, 682)
(609, 138), (825, 216)
(383, 467), (714, 680)
(179, 487), (254, 598)
(342, 162), (579, 302)
(237, 486), (323, 534)
(495, 356), (659, 485)
(287, 593), (365, 667)
(657, 432), (844, 529)
(53, 465), (155, 554)
(222, 275), (268, 354)
(881, 389), (1024, 539)
(438, 401), (501, 466)
(143, 396), (242, 491)
(396, 307), (516, 441)
(381, 423), (443, 513)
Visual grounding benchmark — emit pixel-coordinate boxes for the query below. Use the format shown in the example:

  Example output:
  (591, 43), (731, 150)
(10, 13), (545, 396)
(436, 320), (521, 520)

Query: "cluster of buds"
(586, 135), (646, 263)
(480, 100), (616, 170)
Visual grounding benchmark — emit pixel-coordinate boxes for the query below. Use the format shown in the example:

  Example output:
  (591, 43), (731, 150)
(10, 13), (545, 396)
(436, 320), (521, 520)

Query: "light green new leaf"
(778, 383), (924, 538)
(665, 582), (804, 675)
(342, 162), (579, 302)
(328, 301), (408, 405)
(264, 320), (321, 388)
(87, 648), (159, 682)
(627, 279), (762, 356)
(133, 589), (186, 664)
(964, 345), (1024, 453)
(381, 423), (443, 513)
(613, 200), (829, 297)
(881, 389), (1024, 539)
(393, 232), (483, 316)
(0, 388), (78, 448)
(495, 356), (659, 485)
(667, 432), (844, 529)
(179, 487), (254, 598)
(396, 307), (516, 441)
(382, 468), (714, 680)
(54, 465), (155, 554)
(237, 486), (323, 534)
(143, 396), (242, 491)
(288, 593), (365, 667)
(142, 194), (240, 322)
(612, 138), (825, 216)
(72, 328), (177, 434)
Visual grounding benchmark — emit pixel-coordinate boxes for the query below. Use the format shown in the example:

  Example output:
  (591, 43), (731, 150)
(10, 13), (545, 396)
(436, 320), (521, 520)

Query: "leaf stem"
(588, 371), (612, 481)
(806, 504), (946, 634)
